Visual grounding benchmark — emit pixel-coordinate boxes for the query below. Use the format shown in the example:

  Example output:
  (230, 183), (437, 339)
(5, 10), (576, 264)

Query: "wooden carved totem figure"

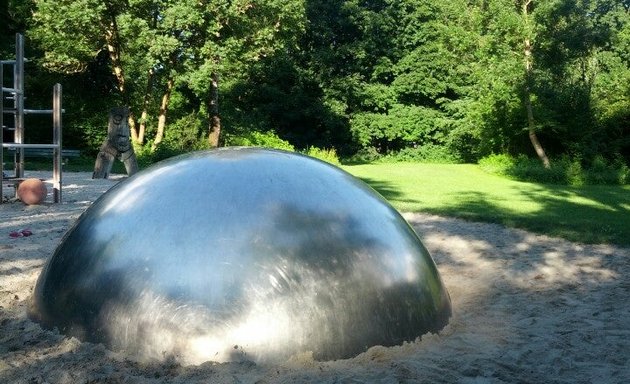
(92, 107), (139, 179)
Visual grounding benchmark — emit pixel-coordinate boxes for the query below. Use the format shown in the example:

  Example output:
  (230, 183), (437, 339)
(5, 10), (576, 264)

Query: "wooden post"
(53, 84), (62, 202)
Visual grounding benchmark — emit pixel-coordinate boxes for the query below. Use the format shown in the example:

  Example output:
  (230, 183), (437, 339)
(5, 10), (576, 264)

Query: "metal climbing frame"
(1, 33), (63, 203)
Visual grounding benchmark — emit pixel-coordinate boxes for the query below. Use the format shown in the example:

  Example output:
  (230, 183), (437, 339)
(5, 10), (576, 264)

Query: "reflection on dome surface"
(30, 147), (451, 364)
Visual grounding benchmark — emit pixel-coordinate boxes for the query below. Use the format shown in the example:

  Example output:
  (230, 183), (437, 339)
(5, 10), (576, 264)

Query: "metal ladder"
(1, 33), (63, 203)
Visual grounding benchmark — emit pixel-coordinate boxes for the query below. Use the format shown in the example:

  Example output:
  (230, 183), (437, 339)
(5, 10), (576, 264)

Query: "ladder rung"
(1, 87), (22, 94)
(0, 58), (30, 64)
(25, 109), (64, 114)
(4, 126), (53, 131)
(2, 143), (59, 149)
(2, 109), (64, 114)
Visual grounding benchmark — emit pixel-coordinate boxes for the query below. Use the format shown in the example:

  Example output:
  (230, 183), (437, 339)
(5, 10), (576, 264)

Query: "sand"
(1, 171), (629, 383)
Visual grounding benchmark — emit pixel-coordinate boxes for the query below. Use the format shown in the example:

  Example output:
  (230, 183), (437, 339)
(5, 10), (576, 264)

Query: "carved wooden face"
(108, 107), (131, 149)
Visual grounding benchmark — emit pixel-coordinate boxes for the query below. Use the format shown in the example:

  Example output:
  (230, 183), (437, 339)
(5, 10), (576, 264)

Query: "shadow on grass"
(423, 186), (630, 247)
(356, 171), (629, 247)
(355, 176), (423, 207)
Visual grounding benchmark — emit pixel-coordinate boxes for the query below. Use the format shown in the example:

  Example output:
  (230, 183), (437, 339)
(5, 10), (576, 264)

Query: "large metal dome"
(29, 147), (451, 364)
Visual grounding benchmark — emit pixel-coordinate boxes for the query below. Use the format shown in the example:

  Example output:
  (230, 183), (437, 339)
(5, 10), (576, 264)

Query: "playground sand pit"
(1, 171), (629, 383)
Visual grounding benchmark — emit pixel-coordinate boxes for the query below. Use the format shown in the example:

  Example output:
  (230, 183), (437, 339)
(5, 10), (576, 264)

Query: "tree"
(30, 0), (159, 143)
(307, 0), (483, 156)
(13, 0), (630, 163)
(520, 0), (628, 163)
(458, 0), (629, 163)
(588, 1), (630, 159)
(164, 0), (306, 147)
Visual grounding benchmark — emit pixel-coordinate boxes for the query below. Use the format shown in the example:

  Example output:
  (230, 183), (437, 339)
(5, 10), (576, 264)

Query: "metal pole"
(1, 63), (4, 202)
(14, 33), (24, 178)
(53, 84), (62, 203)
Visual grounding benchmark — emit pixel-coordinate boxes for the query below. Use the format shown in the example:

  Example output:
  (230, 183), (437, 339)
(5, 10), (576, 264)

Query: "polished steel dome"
(30, 147), (451, 364)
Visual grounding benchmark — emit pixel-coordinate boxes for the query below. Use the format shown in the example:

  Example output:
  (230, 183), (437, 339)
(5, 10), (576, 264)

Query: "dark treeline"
(1, 0), (629, 165)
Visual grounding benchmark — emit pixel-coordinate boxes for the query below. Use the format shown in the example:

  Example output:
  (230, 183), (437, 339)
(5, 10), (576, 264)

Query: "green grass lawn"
(344, 163), (630, 247)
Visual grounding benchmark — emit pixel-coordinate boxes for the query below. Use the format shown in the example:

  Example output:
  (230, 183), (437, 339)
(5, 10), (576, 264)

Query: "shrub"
(302, 147), (341, 165)
(380, 144), (460, 164)
(345, 147), (382, 164)
(561, 156), (584, 186)
(161, 114), (207, 152)
(584, 155), (629, 185)
(585, 155), (606, 184)
(616, 163), (630, 185)
(224, 130), (295, 151)
(478, 153), (515, 176)
(134, 142), (193, 166)
(478, 153), (629, 185)
(346, 144), (460, 164)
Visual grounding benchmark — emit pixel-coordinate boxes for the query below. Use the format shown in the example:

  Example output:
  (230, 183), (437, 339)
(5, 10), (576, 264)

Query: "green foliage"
(345, 147), (383, 164)
(379, 145), (460, 164)
(303, 147), (341, 165)
(77, 114), (110, 155)
(344, 144), (460, 164)
(560, 156), (586, 186)
(478, 154), (516, 176)
(510, 156), (572, 185)
(221, 54), (352, 153)
(479, 154), (630, 186)
(617, 163), (630, 185)
(133, 113), (208, 165)
(159, 113), (207, 152)
(350, 105), (447, 150)
(29, 0), (107, 73)
(585, 155), (630, 185)
(2, 0), (628, 165)
(224, 130), (295, 152)
(222, 130), (341, 165)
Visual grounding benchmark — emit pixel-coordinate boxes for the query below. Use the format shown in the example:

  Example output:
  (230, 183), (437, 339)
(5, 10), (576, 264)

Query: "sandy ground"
(1, 171), (629, 383)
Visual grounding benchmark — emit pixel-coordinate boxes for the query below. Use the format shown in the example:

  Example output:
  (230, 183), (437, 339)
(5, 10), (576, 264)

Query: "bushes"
(346, 144), (460, 164)
(146, 129), (342, 165)
(345, 147), (382, 164)
(585, 156), (630, 185)
(379, 145), (460, 164)
(225, 131), (341, 164)
(478, 153), (515, 176)
(479, 154), (629, 185)
(224, 130), (295, 152)
(303, 147), (341, 165)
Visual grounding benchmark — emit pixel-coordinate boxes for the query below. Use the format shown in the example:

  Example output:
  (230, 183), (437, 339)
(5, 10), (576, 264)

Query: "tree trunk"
(522, 1), (550, 168)
(127, 112), (139, 145)
(137, 111), (148, 145)
(104, 29), (125, 94)
(208, 72), (221, 147)
(137, 68), (154, 145)
(136, 6), (161, 146)
(152, 77), (175, 151)
(103, 8), (139, 143)
(524, 68), (550, 167)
